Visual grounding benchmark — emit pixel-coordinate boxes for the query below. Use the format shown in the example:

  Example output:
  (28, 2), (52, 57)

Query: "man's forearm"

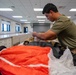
(32, 30), (57, 40)
(35, 33), (46, 40)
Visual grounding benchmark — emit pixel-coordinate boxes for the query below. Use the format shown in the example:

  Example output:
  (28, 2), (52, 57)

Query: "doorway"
(24, 27), (28, 33)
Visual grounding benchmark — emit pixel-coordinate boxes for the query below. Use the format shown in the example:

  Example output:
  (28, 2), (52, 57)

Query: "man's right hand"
(32, 32), (37, 37)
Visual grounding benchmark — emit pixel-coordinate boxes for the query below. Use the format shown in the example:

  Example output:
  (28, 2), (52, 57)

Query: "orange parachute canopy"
(0, 45), (51, 75)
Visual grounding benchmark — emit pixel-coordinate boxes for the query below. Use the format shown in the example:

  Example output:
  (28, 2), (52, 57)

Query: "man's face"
(45, 12), (55, 22)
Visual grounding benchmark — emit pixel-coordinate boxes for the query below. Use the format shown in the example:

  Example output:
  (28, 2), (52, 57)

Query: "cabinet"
(0, 38), (12, 47)
(19, 34), (32, 43)
(12, 36), (20, 45)
(0, 33), (32, 47)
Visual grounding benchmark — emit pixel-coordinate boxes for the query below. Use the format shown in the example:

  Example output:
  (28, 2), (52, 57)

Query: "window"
(4, 24), (7, 31)
(1, 21), (10, 32)
(15, 25), (20, 32)
(7, 24), (10, 31)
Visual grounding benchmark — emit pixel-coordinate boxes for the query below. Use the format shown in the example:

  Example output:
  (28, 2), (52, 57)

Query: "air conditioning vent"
(58, 6), (66, 9)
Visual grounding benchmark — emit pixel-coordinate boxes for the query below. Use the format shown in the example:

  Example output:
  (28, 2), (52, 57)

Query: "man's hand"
(32, 32), (37, 37)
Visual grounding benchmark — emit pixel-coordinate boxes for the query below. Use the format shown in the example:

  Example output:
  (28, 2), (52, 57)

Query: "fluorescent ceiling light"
(25, 22), (30, 23)
(70, 8), (76, 11)
(34, 8), (43, 11)
(38, 20), (45, 21)
(39, 22), (44, 23)
(0, 8), (13, 11)
(12, 16), (23, 18)
(20, 19), (27, 21)
(67, 16), (71, 18)
(37, 16), (46, 18)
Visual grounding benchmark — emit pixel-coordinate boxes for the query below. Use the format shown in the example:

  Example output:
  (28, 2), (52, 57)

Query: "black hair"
(0, 46), (6, 51)
(42, 3), (58, 14)
(23, 41), (29, 45)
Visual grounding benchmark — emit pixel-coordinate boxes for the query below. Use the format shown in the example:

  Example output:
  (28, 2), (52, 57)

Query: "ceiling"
(0, 0), (76, 24)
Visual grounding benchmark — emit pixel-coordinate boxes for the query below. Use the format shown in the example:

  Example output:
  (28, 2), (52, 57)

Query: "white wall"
(0, 15), (22, 34)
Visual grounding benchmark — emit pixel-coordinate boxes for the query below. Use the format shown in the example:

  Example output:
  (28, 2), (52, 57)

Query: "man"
(32, 3), (76, 65)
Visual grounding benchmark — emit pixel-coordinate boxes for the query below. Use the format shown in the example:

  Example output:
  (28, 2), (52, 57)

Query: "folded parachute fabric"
(0, 45), (51, 75)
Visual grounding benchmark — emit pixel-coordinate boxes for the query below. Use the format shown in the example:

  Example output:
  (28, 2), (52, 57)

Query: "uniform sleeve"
(51, 20), (70, 34)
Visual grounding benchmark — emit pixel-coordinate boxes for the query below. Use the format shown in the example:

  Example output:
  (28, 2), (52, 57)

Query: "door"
(24, 27), (28, 33)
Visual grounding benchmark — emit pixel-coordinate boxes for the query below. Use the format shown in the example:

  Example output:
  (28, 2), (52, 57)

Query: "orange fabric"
(0, 45), (51, 75)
